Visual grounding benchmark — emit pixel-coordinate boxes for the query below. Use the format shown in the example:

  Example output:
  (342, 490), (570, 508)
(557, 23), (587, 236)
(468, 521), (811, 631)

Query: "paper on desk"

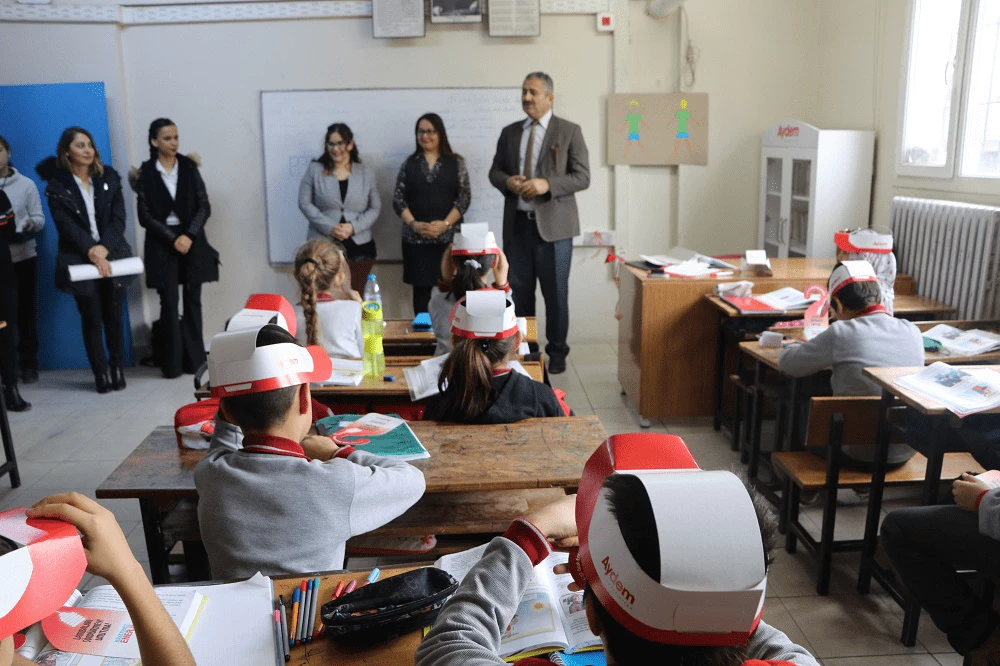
(404, 354), (449, 401)
(68, 257), (144, 282)
(315, 358), (364, 386)
(186, 572), (276, 666)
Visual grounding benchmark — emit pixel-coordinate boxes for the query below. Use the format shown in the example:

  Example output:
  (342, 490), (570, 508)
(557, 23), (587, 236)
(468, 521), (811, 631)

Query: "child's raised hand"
(954, 473), (991, 512)
(26, 493), (140, 586)
(494, 250), (510, 288)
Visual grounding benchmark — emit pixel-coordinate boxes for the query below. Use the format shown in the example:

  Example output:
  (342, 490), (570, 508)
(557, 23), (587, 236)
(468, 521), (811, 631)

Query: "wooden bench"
(158, 488), (567, 579)
(772, 396), (983, 595)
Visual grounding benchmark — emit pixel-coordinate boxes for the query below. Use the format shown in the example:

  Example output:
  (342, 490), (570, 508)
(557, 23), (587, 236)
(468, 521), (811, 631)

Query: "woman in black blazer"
(132, 118), (218, 378)
(36, 127), (135, 394)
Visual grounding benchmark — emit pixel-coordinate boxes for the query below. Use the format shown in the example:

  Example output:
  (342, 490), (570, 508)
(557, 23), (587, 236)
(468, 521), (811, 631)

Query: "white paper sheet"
(68, 257), (145, 282)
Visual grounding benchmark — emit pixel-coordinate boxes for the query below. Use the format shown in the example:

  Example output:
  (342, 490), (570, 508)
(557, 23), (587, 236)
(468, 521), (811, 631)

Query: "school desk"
(96, 416), (607, 583)
(273, 565), (428, 665)
(857, 366), (1000, 591)
(384, 316), (537, 355)
(707, 292), (955, 432)
(617, 258), (916, 423)
(0, 322), (18, 489)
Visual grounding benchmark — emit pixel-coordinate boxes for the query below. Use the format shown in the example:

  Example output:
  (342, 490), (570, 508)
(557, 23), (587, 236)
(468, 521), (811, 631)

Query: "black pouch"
(320, 568), (458, 645)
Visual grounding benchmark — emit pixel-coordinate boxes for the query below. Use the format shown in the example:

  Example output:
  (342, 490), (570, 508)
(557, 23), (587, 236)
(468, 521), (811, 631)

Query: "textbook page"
(895, 362), (1000, 417)
(316, 359), (364, 386)
(757, 287), (817, 312)
(403, 354), (448, 401)
(534, 552), (601, 654)
(923, 325), (1000, 357)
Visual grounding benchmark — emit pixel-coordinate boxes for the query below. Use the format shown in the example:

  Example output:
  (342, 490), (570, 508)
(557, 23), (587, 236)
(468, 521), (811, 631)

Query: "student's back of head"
(294, 238), (348, 345)
(433, 333), (517, 421)
(449, 253), (493, 301)
(217, 326), (301, 433)
(589, 473), (777, 666)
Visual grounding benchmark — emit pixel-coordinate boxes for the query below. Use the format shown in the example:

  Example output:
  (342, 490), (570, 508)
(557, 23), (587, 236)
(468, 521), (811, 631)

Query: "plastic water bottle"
(362, 301), (385, 378)
(363, 274), (382, 308)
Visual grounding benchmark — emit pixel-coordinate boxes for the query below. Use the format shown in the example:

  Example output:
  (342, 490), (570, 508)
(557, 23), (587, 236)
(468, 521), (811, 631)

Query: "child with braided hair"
(293, 238), (364, 359)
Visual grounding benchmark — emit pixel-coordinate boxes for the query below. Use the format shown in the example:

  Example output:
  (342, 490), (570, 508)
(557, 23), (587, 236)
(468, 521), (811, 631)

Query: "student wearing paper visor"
(834, 229), (896, 315)
(416, 433), (819, 665)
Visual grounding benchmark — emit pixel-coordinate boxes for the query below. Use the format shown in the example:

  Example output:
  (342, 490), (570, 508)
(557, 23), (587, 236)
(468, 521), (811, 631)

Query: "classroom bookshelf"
(759, 121), (875, 259)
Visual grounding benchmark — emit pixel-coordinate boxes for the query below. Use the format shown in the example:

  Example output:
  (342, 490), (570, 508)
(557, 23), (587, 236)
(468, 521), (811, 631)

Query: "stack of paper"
(314, 358), (364, 386)
(895, 362), (1000, 417)
(922, 325), (1000, 357)
(756, 287), (819, 312)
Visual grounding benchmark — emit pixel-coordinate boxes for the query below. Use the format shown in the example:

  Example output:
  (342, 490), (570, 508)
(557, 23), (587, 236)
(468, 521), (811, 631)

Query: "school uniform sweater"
(778, 312), (924, 396)
(1, 168), (45, 263)
(415, 519), (820, 666)
(294, 297), (364, 359)
(426, 370), (564, 424)
(194, 432), (425, 580)
(980, 488), (1000, 541)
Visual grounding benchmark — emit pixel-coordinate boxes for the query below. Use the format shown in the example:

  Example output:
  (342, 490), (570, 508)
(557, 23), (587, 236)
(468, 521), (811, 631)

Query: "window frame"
(896, 0), (974, 179)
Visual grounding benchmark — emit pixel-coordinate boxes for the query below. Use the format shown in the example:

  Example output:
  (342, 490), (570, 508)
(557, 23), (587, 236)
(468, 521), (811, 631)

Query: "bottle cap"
(362, 302), (384, 322)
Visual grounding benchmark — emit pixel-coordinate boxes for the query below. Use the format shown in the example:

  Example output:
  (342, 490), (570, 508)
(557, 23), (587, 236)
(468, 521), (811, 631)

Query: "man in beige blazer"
(489, 72), (590, 374)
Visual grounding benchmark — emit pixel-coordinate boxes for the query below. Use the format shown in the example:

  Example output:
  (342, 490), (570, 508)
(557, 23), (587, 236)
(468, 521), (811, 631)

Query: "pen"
(343, 579), (358, 596)
(303, 578), (315, 644)
(289, 589), (300, 648)
(278, 595), (290, 660)
(332, 580), (346, 600)
(273, 609), (283, 666)
(295, 580), (307, 645)
(360, 567), (380, 587)
(306, 577), (320, 643)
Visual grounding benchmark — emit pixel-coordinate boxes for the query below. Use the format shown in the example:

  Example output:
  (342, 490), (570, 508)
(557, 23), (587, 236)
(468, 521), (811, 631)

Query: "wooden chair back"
(803, 396), (883, 448)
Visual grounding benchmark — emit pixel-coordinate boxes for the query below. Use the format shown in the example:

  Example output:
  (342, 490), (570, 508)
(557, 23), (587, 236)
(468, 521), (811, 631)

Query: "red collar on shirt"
(492, 368), (512, 377)
(316, 292), (335, 303)
(241, 433), (310, 460)
(857, 304), (888, 317)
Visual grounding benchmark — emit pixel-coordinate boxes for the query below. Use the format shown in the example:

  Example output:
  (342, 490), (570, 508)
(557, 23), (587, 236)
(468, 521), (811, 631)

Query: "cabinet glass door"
(763, 157), (783, 257)
(789, 159), (812, 257)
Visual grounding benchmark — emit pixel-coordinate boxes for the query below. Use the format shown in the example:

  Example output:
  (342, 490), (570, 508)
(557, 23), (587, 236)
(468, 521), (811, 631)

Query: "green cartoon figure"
(624, 99), (646, 155)
(674, 98), (695, 159)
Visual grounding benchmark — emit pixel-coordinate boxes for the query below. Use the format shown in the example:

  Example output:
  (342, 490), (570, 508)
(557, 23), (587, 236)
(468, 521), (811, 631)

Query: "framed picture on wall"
(488, 0), (540, 37)
(431, 0), (482, 23)
(372, 0), (426, 38)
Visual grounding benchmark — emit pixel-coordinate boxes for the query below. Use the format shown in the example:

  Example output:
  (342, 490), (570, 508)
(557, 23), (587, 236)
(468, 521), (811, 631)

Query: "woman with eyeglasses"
(299, 123), (381, 294)
(392, 113), (471, 315)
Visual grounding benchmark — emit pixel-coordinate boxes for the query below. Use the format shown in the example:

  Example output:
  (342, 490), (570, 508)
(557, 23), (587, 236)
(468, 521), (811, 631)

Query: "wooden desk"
(274, 565), (426, 664)
(384, 317), (537, 355)
(858, 366), (1000, 598)
(97, 416), (606, 583)
(619, 258), (841, 422)
(707, 291), (954, 430)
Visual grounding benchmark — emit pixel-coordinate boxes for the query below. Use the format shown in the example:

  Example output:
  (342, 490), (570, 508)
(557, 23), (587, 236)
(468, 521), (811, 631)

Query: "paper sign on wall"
(607, 93), (709, 166)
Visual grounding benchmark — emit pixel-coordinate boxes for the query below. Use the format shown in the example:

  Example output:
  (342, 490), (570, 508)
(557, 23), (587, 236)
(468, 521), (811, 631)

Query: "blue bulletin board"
(0, 82), (133, 370)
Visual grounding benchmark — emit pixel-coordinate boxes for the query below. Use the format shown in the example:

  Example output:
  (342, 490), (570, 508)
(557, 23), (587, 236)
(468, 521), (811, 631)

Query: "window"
(899, 0), (1000, 180)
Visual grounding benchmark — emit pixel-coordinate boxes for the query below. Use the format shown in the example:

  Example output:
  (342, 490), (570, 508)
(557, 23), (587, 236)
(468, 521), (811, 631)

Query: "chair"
(773, 396), (983, 595)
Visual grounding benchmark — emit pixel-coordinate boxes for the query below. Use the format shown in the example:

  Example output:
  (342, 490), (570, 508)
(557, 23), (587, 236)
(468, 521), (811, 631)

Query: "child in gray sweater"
(194, 324), (425, 579)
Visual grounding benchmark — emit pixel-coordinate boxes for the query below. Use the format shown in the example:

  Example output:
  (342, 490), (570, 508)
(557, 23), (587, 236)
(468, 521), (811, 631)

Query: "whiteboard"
(261, 88), (523, 265)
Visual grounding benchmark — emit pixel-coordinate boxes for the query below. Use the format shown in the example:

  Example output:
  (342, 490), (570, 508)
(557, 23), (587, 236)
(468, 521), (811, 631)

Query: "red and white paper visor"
(834, 229), (893, 254)
(226, 293), (297, 337)
(209, 324), (332, 398)
(0, 507), (87, 638)
(450, 290), (518, 340)
(572, 434), (767, 646)
(828, 260), (878, 298)
(452, 222), (500, 256)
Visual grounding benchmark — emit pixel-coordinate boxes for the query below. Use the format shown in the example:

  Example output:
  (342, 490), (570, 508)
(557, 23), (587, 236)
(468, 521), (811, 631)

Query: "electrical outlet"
(596, 12), (614, 32)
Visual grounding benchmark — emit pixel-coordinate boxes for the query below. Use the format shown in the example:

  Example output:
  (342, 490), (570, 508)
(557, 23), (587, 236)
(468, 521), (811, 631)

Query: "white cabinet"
(759, 121), (875, 259)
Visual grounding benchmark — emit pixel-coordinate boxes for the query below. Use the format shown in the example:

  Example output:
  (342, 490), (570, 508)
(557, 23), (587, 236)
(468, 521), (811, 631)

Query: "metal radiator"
(890, 196), (1000, 320)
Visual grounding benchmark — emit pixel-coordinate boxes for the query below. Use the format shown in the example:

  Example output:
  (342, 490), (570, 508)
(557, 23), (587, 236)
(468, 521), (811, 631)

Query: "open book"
(922, 325), (1000, 357)
(756, 287), (819, 312)
(18, 587), (204, 663)
(316, 413), (430, 460)
(641, 247), (737, 270)
(894, 362), (1000, 418)
(313, 358), (364, 386)
(435, 545), (601, 661)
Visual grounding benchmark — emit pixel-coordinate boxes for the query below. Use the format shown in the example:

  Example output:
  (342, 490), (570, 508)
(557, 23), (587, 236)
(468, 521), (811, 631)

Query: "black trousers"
(881, 504), (1000, 654)
(13, 257), (38, 371)
(0, 270), (18, 386)
(73, 280), (125, 376)
(158, 282), (207, 378)
(506, 212), (572, 361)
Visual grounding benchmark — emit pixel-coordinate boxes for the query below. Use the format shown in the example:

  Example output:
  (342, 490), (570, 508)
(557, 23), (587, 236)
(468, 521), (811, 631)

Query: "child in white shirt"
(293, 238), (364, 358)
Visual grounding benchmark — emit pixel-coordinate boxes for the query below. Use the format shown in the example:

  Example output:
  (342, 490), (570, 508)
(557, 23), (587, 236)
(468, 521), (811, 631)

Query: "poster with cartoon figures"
(606, 93), (708, 166)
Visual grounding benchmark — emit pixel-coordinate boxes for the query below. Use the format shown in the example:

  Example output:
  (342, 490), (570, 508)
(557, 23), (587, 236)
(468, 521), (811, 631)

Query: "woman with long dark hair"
(36, 127), (135, 393)
(132, 118), (218, 378)
(299, 123), (381, 294)
(392, 113), (471, 315)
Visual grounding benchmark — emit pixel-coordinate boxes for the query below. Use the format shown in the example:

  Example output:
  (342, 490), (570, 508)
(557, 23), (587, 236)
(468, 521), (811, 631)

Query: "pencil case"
(320, 567), (458, 645)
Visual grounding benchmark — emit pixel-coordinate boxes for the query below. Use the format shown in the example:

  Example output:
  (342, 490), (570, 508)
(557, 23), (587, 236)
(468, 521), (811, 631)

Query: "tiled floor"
(0, 344), (963, 665)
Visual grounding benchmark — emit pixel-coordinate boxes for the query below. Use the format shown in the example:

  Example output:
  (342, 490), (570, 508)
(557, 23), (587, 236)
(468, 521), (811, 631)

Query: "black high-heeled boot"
(95, 372), (112, 394)
(110, 366), (126, 391)
(2, 384), (31, 412)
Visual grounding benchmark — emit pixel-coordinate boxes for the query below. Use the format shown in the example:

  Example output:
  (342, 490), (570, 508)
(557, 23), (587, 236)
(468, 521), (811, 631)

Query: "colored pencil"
(343, 579), (358, 596)
(332, 580), (346, 600)
(360, 567), (380, 587)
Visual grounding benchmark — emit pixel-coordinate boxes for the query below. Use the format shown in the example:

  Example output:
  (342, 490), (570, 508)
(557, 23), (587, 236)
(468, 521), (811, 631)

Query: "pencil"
(332, 580), (346, 600)
(289, 588), (300, 648)
(360, 567), (380, 587)
(343, 579), (358, 596)
(278, 596), (290, 661)
(306, 576), (320, 642)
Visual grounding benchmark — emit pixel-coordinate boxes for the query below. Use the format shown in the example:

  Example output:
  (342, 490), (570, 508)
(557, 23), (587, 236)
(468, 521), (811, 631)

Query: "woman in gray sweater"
(299, 123), (381, 293)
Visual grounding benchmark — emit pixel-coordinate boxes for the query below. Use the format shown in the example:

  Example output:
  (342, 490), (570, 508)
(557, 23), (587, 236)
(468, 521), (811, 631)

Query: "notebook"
(721, 295), (784, 314)
(315, 413), (430, 461)
(314, 358), (364, 386)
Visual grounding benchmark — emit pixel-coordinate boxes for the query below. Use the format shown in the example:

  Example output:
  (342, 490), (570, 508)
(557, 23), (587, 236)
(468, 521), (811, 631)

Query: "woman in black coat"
(132, 118), (218, 378)
(0, 189), (30, 411)
(36, 127), (135, 394)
